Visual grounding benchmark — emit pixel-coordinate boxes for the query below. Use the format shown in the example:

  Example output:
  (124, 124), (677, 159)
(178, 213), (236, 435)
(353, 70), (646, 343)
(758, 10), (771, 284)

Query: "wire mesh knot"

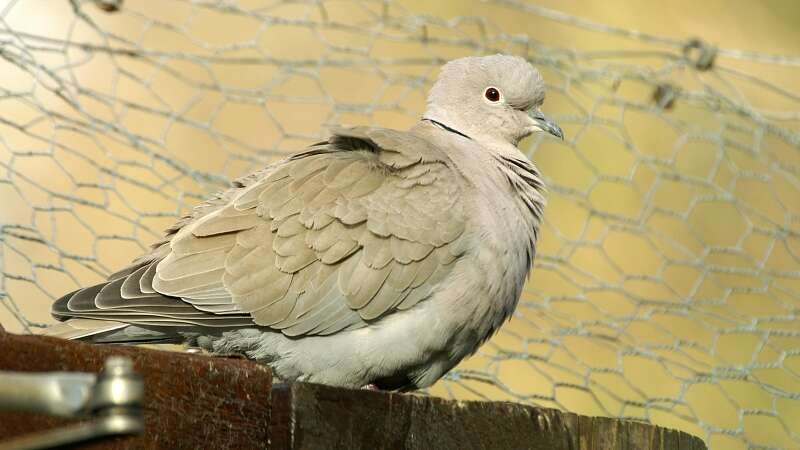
(682, 38), (717, 71)
(652, 83), (679, 110)
(94, 0), (123, 13)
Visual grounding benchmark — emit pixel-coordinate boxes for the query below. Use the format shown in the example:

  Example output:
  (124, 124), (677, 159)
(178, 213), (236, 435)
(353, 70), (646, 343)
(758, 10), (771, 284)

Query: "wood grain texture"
(275, 382), (707, 450)
(0, 331), (706, 450)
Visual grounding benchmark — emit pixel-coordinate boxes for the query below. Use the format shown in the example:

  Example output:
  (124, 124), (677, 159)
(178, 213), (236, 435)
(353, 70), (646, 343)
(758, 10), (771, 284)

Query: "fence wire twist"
(0, 1), (798, 449)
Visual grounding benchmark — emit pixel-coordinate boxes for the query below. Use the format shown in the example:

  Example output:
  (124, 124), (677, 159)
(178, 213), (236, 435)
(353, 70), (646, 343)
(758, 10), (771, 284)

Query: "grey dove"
(47, 54), (563, 390)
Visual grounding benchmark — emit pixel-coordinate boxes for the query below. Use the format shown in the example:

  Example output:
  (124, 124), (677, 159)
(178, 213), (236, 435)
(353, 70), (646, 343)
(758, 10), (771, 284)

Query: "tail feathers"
(39, 319), (178, 344)
(39, 319), (128, 340)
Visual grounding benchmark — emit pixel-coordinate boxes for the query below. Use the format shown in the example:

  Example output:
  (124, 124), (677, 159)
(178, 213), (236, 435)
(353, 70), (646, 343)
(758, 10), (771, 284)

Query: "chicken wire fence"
(0, 0), (798, 448)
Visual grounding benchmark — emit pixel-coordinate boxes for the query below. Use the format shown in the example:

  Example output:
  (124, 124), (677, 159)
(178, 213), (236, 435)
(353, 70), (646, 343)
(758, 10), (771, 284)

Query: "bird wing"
(53, 127), (467, 337)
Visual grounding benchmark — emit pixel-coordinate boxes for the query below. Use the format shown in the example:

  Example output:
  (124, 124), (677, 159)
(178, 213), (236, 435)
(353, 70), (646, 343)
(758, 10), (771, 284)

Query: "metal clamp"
(0, 356), (144, 450)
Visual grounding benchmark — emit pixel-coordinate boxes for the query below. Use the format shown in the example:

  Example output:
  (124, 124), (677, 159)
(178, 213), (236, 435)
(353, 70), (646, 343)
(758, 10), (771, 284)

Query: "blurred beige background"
(0, 1), (798, 449)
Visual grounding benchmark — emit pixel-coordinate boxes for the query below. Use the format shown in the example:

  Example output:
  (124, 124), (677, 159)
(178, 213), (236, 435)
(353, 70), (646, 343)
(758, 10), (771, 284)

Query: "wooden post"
(0, 330), (706, 449)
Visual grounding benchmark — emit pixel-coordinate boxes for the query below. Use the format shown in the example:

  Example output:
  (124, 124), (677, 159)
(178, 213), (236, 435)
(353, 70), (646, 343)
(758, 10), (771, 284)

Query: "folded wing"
(53, 127), (467, 337)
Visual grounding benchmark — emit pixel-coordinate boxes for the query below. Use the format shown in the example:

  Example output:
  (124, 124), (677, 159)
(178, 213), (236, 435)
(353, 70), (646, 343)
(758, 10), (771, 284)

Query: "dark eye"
(484, 87), (500, 102)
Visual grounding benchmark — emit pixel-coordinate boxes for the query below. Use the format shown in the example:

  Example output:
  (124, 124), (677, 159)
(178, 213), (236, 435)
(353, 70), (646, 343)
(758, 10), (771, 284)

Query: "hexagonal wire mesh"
(0, 1), (798, 448)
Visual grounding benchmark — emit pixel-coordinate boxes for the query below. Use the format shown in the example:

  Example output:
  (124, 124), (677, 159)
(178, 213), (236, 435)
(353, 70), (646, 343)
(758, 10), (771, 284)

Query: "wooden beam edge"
(0, 331), (706, 450)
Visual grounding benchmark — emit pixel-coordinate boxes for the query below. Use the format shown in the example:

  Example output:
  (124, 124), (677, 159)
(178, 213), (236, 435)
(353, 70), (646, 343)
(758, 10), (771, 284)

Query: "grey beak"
(528, 109), (564, 140)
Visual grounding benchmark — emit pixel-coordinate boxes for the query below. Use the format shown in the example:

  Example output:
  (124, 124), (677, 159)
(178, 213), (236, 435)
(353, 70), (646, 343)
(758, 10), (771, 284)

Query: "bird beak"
(528, 109), (564, 140)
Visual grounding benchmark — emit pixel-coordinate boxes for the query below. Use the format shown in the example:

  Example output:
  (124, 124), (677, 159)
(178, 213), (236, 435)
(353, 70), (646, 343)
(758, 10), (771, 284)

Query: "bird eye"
(484, 87), (501, 102)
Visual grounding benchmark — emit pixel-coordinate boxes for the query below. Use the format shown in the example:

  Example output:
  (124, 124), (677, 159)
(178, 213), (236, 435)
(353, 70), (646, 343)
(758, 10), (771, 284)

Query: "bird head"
(423, 54), (563, 147)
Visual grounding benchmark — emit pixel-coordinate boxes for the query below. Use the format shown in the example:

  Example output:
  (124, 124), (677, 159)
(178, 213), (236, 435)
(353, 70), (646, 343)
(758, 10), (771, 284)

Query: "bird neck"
(422, 106), (523, 150)
(422, 118), (472, 141)
(421, 106), (473, 140)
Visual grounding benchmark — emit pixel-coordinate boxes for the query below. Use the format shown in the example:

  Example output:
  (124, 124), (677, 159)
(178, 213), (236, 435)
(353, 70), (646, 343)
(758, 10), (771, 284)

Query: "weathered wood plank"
(0, 330), (706, 449)
(275, 382), (706, 450)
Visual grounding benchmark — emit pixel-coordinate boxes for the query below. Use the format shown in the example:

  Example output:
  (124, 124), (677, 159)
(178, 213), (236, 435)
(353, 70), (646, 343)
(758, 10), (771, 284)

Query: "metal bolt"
(89, 356), (143, 414)
(103, 356), (134, 377)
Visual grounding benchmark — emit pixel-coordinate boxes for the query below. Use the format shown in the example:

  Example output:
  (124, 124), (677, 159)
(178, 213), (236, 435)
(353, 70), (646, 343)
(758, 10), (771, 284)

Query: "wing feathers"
(53, 127), (466, 337)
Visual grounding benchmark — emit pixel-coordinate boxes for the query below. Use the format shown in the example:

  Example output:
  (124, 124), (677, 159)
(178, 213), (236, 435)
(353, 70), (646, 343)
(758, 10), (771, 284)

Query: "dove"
(46, 54), (563, 390)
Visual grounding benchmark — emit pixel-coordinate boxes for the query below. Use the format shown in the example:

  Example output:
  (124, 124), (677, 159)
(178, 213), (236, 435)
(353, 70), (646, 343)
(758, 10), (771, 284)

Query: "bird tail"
(38, 319), (128, 340)
(38, 319), (179, 344)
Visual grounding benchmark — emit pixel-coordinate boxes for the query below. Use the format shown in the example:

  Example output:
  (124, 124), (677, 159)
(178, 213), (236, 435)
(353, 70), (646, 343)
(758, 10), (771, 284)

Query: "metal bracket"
(0, 356), (144, 450)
